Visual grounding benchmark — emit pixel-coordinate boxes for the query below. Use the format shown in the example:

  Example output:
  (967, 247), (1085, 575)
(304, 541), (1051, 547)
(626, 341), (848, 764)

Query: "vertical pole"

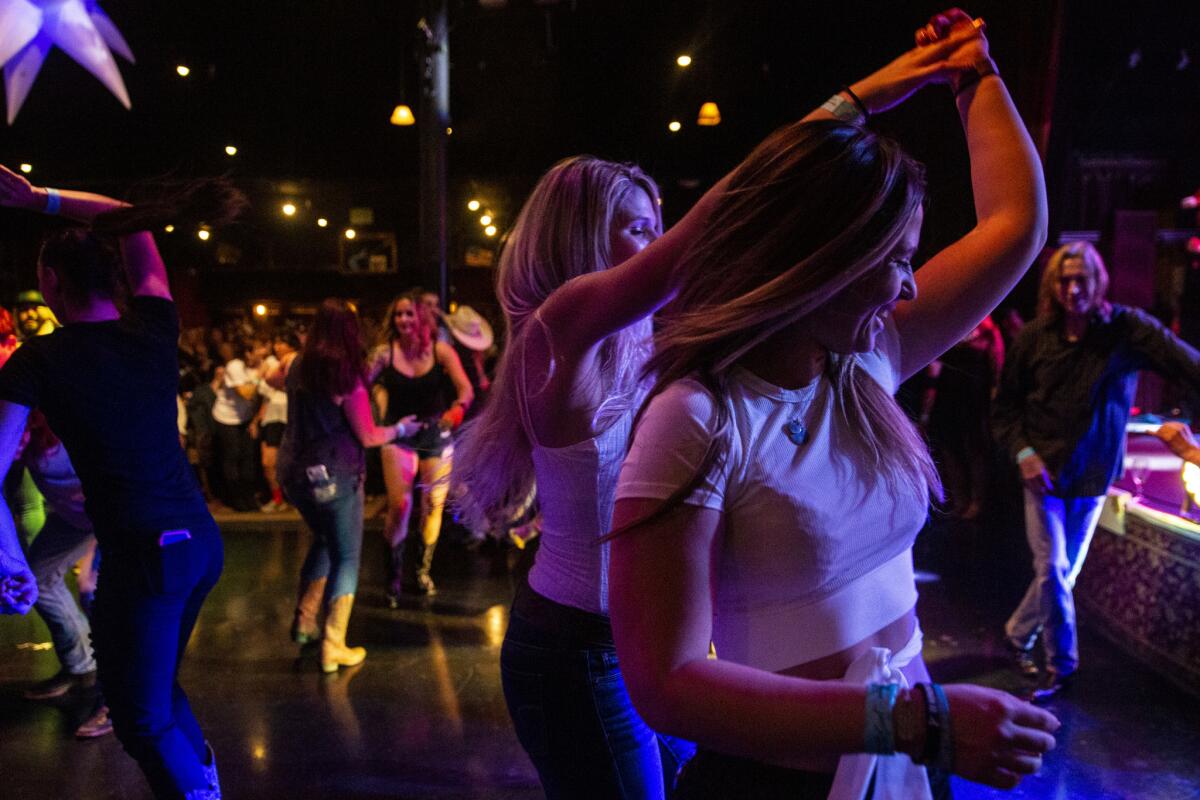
(418, 0), (450, 305)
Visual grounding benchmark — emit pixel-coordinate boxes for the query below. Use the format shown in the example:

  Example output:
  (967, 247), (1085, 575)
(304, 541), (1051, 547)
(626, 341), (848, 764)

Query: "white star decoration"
(0, 0), (134, 124)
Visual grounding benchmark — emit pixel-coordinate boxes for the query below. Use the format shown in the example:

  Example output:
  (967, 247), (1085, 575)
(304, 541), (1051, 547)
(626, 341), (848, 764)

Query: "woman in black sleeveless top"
(368, 292), (473, 601)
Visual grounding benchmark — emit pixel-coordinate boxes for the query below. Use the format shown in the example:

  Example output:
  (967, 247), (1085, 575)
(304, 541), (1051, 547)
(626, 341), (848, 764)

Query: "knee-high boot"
(320, 594), (366, 673)
(414, 538), (438, 596)
(291, 576), (326, 644)
(386, 542), (406, 608)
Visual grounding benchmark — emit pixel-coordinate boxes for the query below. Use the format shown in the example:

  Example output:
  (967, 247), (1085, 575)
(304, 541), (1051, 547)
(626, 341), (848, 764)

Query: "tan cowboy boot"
(291, 577), (326, 645)
(414, 539), (438, 596)
(320, 594), (366, 673)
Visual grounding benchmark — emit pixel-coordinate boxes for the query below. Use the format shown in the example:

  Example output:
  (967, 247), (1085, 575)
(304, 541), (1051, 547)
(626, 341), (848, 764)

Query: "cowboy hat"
(443, 305), (494, 351)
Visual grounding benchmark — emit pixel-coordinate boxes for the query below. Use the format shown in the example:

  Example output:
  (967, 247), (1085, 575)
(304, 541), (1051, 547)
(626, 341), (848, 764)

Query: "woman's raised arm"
(537, 29), (987, 366)
(893, 19), (1048, 379)
(0, 164), (171, 300)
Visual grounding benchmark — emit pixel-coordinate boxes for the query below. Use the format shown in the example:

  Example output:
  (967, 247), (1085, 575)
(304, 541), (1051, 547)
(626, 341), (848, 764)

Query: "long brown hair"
(298, 298), (367, 399)
(452, 156), (662, 532)
(620, 120), (942, 533)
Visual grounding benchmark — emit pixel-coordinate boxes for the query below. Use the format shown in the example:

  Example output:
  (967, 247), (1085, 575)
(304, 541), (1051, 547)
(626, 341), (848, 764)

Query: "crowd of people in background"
(173, 295), (496, 522)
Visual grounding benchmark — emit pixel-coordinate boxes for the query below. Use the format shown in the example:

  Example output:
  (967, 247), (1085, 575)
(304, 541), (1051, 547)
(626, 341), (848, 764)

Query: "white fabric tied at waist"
(827, 622), (932, 800)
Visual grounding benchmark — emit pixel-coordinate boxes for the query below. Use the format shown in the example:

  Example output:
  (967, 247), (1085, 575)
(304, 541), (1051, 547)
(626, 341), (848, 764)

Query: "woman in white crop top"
(610, 12), (1060, 800)
(450, 14), (1048, 799)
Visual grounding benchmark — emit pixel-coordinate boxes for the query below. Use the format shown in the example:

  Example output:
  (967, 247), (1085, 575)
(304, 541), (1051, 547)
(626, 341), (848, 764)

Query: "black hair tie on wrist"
(841, 85), (871, 121)
(954, 71), (984, 96)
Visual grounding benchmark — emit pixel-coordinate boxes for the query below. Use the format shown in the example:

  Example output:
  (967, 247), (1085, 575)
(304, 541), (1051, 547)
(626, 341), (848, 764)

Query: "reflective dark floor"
(1, 508), (1198, 799)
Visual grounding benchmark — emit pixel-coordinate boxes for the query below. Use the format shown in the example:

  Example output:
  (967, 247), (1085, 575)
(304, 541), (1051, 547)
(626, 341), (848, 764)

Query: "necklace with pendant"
(782, 392), (816, 446)
(783, 416), (808, 445)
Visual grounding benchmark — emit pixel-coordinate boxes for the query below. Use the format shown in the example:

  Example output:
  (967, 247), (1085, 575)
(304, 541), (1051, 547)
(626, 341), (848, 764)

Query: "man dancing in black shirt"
(993, 241), (1200, 700)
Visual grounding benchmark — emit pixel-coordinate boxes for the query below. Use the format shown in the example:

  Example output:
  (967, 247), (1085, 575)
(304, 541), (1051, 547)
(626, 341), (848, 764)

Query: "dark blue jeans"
(284, 473), (364, 602)
(501, 583), (695, 799)
(91, 519), (223, 800)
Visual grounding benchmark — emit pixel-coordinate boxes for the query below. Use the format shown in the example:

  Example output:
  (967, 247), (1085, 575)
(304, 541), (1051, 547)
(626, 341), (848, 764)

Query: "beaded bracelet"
(864, 682), (899, 754)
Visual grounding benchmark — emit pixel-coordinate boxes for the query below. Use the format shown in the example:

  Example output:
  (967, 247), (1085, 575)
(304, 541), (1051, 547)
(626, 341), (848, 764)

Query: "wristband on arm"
(43, 187), (61, 215)
(1015, 446), (1037, 464)
(820, 92), (868, 126)
(440, 404), (465, 431)
(863, 682), (899, 754)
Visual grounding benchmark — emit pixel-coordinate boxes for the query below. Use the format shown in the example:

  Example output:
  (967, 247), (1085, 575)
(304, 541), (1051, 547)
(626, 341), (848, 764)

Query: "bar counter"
(1075, 432), (1200, 697)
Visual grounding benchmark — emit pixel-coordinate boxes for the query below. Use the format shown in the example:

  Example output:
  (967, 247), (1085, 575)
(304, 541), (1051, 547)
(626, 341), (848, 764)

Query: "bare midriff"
(771, 606), (925, 773)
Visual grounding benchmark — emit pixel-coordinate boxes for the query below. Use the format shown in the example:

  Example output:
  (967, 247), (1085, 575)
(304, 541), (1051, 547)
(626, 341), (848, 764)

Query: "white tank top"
(525, 410), (633, 616)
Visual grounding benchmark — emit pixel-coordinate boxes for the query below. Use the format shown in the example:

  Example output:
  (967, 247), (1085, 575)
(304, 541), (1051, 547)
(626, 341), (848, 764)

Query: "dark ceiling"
(0, 0), (1196, 307)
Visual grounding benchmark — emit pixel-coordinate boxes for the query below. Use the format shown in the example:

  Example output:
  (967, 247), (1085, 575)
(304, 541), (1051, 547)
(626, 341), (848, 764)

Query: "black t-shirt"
(0, 296), (212, 544)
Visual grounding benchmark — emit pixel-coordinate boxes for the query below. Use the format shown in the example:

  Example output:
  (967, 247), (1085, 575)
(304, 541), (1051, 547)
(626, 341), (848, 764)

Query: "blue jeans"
(1006, 490), (1106, 675)
(285, 473), (364, 601)
(501, 584), (694, 799)
(28, 513), (97, 674)
(91, 519), (223, 799)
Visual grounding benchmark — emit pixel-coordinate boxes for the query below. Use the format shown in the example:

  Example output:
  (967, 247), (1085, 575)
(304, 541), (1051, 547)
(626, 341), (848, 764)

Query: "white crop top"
(615, 321), (929, 671)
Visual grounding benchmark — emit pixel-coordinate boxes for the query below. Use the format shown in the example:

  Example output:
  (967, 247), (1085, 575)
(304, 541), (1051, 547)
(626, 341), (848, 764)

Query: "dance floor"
(1, 508), (1198, 799)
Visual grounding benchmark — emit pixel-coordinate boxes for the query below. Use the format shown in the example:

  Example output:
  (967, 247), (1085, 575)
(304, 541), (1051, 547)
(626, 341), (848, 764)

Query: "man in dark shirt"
(992, 241), (1200, 700)
(0, 165), (234, 799)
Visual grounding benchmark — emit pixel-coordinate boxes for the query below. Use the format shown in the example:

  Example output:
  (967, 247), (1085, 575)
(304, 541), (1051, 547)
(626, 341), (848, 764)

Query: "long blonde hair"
(1037, 241), (1110, 320)
(629, 121), (942, 528)
(452, 156), (662, 531)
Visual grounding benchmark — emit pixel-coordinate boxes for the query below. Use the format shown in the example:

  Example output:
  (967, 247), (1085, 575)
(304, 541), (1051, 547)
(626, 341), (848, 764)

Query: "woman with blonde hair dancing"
(451, 12), (1034, 797)
(608, 11), (1059, 798)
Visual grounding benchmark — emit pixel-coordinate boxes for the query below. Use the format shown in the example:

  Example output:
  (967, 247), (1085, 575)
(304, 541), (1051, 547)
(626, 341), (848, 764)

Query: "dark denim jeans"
(91, 519), (223, 800)
(284, 473), (364, 602)
(500, 584), (694, 799)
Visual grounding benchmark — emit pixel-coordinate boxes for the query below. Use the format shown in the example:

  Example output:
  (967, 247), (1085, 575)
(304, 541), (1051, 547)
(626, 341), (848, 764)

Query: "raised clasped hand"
(916, 8), (978, 46)
(857, 12), (989, 115)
